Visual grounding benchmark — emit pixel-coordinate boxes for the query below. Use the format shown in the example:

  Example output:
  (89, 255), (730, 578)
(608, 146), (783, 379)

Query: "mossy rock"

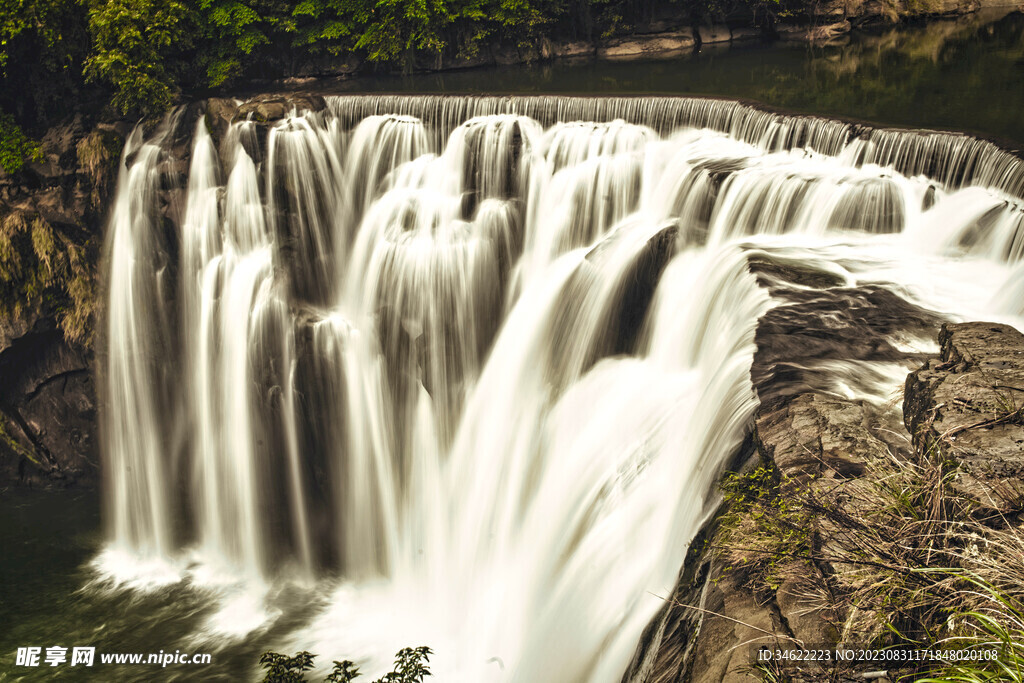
(77, 128), (124, 209)
(0, 209), (98, 347)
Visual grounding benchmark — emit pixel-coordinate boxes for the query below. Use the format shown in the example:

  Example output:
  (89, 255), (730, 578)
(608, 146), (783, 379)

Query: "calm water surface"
(321, 10), (1024, 147)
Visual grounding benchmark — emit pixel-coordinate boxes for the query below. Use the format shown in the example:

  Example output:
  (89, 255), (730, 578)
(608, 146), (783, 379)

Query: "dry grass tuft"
(715, 425), (1024, 681)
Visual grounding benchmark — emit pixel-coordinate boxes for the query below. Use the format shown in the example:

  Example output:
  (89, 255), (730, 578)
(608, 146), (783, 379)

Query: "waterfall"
(98, 95), (1024, 679)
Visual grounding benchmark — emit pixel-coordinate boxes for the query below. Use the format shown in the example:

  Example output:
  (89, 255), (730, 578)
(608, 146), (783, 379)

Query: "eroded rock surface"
(625, 259), (1024, 682)
(905, 322), (1024, 513)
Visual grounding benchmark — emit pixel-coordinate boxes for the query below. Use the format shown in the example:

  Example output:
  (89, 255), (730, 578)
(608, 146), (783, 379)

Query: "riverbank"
(266, 4), (1023, 86)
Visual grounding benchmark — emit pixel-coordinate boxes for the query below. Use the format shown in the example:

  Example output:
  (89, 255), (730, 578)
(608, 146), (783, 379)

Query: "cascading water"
(97, 95), (1024, 680)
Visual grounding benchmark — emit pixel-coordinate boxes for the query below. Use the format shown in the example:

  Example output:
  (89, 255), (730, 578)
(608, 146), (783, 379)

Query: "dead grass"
(714, 421), (1024, 681)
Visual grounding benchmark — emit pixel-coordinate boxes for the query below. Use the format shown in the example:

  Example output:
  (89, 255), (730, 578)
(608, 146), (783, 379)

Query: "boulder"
(236, 93), (328, 123)
(550, 41), (596, 58)
(598, 31), (696, 58)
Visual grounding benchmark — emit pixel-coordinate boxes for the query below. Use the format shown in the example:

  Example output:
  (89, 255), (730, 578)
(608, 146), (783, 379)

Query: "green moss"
(0, 209), (98, 347)
(717, 463), (814, 591)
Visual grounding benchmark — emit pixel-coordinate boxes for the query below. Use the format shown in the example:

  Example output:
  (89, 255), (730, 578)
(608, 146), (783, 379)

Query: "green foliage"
(376, 647), (433, 683)
(260, 647), (432, 683)
(260, 650), (317, 682)
(83, 0), (189, 115)
(325, 660), (362, 683)
(352, 0), (452, 64)
(0, 0), (89, 78)
(0, 110), (41, 173)
(291, 0), (352, 54)
(197, 0), (298, 86)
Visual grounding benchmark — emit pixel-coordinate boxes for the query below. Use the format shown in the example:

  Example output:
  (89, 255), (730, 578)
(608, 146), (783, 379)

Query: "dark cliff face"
(0, 319), (96, 486)
(0, 116), (128, 488)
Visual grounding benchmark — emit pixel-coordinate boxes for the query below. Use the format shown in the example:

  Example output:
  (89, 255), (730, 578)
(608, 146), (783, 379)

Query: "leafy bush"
(84, 0), (190, 115)
(260, 646), (433, 683)
(0, 111), (41, 174)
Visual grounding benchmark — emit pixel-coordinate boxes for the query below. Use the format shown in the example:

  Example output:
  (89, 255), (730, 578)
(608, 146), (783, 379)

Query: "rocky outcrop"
(0, 114), (128, 488)
(598, 30), (697, 58)
(904, 322), (1024, 514)
(625, 264), (1024, 683)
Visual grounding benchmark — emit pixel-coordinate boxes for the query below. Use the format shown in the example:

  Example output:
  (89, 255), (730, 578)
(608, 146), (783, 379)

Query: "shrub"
(0, 111), (41, 174)
(260, 646), (433, 683)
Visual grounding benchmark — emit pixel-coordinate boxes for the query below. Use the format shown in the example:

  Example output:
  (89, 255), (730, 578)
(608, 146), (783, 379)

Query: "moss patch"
(0, 209), (98, 347)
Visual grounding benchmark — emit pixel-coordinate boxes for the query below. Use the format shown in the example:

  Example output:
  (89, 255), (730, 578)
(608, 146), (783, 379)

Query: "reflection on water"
(324, 10), (1024, 146)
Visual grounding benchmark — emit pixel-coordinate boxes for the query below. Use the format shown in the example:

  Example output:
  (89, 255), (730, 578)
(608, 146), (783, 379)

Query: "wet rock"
(550, 40), (596, 58)
(755, 393), (891, 483)
(904, 322), (1024, 514)
(204, 97), (239, 144)
(751, 285), (941, 406)
(236, 93), (328, 123)
(628, 316), (1024, 681)
(687, 559), (786, 683)
(599, 224), (678, 358)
